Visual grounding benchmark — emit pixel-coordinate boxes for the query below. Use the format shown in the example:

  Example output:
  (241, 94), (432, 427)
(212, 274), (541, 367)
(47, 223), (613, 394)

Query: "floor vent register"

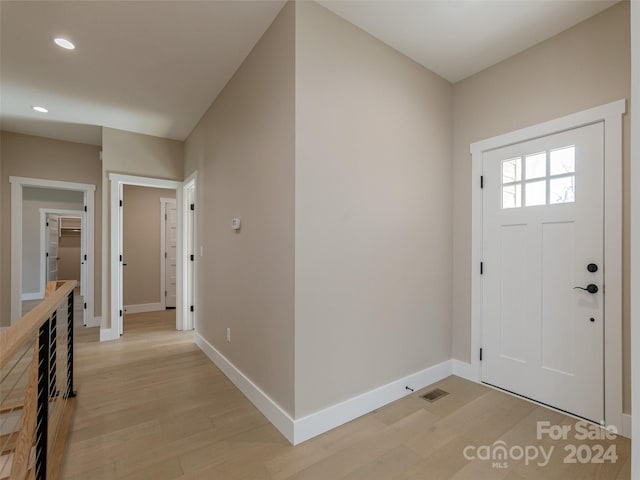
(421, 388), (449, 403)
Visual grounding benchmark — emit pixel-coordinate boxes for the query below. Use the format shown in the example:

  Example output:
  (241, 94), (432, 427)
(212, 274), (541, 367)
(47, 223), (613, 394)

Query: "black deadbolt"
(587, 263), (598, 273)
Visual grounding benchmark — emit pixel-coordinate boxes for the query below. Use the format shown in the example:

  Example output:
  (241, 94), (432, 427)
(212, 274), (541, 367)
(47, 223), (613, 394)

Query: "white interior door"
(482, 122), (604, 423)
(80, 210), (87, 326)
(186, 185), (195, 330)
(46, 215), (59, 282)
(118, 184), (124, 336)
(80, 210), (87, 297)
(164, 201), (177, 308)
(80, 210), (88, 327)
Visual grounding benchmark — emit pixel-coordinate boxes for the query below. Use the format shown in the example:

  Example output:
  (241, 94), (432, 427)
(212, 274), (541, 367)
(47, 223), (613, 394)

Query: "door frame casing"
(469, 99), (626, 431)
(9, 176), (96, 326)
(108, 174), (183, 339)
(160, 197), (177, 309)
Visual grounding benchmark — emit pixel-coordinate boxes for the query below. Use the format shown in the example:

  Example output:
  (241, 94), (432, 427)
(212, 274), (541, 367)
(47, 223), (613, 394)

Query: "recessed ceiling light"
(54, 38), (75, 50)
(32, 106), (48, 113)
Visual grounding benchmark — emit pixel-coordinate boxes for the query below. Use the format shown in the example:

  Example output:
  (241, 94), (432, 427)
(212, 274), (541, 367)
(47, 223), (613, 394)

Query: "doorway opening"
(9, 176), (96, 327)
(39, 209), (86, 325)
(120, 185), (176, 316)
(108, 173), (195, 339)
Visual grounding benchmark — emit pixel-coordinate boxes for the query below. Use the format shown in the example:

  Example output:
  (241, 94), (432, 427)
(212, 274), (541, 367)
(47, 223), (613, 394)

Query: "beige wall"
(0, 131), (102, 325)
(294, 1), (453, 417)
(452, 2), (631, 412)
(102, 127), (184, 181)
(184, 1), (295, 415)
(122, 185), (175, 307)
(101, 127), (184, 328)
(22, 188), (84, 293)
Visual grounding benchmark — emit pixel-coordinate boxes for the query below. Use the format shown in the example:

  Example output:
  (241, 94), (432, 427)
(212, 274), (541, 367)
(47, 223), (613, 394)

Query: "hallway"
(60, 312), (630, 480)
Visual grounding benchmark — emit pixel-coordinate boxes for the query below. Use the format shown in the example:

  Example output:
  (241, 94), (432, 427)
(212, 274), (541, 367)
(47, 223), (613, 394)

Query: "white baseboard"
(194, 333), (295, 442)
(293, 359), (453, 445)
(123, 303), (164, 314)
(21, 291), (43, 301)
(622, 413), (632, 439)
(452, 359), (477, 382)
(100, 326), (119, 342)
(195, 331), (454, 446)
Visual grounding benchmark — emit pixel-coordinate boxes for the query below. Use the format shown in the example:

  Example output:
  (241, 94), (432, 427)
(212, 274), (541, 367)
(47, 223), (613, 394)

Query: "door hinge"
(84, 254), (87, 261)
(84, 205), (87, 212)
(164, 252), (167, 259)
(46, 252), (49, 257)
(84, 302), (87, 310)
(190, 305), (194, 312)
(119, 254), (123, 262)
(480, 348), (483, 361)
(480, 262), (484, 275)
(119, 309), (123, 317)
(46, 222), (49, 227)
(190, 254), (194, 261)
(480, 176), (484, 189)
(190, 203), (195, 211)
(119, 199), (123, 207)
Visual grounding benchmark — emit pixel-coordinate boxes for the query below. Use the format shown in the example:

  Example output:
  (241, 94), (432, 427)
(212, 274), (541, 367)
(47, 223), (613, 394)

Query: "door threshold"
(481, 381), (604, 427)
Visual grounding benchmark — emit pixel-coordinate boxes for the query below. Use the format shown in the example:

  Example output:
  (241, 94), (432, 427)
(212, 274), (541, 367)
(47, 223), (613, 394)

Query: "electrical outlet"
(226, 327), (231, 343)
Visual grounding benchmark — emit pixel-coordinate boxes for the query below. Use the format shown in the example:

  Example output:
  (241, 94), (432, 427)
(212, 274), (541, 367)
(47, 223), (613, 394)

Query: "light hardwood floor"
(60, 311), (630, 479)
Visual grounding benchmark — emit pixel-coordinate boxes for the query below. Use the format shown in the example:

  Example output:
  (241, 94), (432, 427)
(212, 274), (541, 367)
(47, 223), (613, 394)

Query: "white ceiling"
(0, 0), (287, 146)
(318, 0), (618, 83)
(0, 0), (619, 146)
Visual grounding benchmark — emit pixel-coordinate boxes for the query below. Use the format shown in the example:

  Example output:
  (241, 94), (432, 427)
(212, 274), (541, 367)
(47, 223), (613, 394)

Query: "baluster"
(66, 291), (76, 398)
(35, 318), (50, 480)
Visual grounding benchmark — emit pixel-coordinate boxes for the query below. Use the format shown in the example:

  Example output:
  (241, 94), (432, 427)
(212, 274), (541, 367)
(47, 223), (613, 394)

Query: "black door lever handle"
(574, 284), (598, 294)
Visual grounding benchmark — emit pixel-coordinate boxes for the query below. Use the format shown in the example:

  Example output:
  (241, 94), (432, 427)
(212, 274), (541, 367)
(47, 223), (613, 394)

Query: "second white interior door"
(46, 215), (59, 282)
(164, 200), (177, 308)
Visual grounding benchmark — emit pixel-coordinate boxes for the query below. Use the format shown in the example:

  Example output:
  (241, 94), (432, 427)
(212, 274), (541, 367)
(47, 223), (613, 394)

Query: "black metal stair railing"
(0, 280), (78, 480)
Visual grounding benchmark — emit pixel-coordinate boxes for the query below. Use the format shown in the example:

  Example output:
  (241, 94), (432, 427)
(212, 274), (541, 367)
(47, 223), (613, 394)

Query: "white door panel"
(47, 216), (59, 282)
(165, 201), (177, 308)
(186, 185), (195, 330)
(482, 122), (604, 422)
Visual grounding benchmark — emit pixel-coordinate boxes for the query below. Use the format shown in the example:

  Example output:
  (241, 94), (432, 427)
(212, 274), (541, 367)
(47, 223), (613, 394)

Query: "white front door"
(164, 201), (177, 308)
(482, 122), (604, 423)
(46, 215), (59, 282)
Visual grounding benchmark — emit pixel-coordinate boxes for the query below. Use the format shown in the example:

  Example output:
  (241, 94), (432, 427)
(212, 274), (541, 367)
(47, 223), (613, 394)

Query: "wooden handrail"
(1, 280), (78, 480)
(0, 280), (76, 369)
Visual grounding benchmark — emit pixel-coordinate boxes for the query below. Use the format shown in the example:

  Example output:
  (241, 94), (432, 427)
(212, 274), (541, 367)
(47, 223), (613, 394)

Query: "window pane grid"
(525, 152), (546, 180)
(548, 172), (574, 181)
(500, 145), (575, 209)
